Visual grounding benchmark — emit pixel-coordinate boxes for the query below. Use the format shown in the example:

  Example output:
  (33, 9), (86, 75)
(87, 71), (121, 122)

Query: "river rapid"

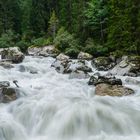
(0, 56), (140, 140)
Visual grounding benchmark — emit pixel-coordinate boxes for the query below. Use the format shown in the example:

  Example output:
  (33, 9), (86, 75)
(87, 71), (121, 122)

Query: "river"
(0, 56), (140, 140)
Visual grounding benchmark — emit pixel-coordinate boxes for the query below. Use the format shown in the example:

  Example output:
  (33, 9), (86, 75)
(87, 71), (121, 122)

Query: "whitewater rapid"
(0, 56), (140, 140)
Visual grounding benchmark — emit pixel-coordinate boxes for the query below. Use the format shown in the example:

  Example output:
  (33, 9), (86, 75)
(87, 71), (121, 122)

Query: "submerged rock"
(125, 77), (140, 85)
(69, 70), (90, 79)
(0, 62), (14, 69)
(1, 47), (24, 63)
(78, 52), (93, 60)
(95, 84), (134, 96)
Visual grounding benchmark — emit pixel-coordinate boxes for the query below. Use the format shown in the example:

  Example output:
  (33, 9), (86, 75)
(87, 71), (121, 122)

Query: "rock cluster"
(88, 76), (134, 96)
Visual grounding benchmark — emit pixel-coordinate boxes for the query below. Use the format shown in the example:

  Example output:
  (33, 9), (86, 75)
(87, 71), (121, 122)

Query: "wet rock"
(95, 84), (134, 96)
(69, 70), (90, 79)
(0, 88), (19, 103)
(51, 59), (70, 73)
(109, 56), (140, 76)
(0, 81), (10, 88)
(78, 52), (93, 60)
(88, 76), (122, 86)
(1, 47), (24, 63)
(92, 57), (116, 71)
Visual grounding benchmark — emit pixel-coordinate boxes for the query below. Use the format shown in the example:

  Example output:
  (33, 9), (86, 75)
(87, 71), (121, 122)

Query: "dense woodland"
(0, 0), (140, 57)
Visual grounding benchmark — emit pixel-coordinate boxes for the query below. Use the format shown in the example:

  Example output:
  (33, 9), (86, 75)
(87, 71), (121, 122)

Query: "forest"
(0, 0), (140, 57)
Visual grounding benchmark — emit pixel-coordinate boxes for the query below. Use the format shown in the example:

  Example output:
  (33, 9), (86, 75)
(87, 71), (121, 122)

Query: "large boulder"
(78, 52), (93, 60)
(95, 84), (134, 96)
(28, 45), (59, 57)
(109, 56), (140, 77)
(92, 57), (116, 71)
(1, 47), (24, 63)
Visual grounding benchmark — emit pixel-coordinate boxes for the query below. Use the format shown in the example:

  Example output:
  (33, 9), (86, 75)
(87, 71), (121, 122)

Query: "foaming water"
(0, 56), (140, 140)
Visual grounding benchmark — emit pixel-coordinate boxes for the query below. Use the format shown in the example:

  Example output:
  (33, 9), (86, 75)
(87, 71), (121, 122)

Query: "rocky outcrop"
(92, 57), (116, 71)
(0, 81), (19, 103)
(88, 76), (134, 96)
(1, 47), (24, 63)
(28, 45), (59, 57)
(52, 55), (92, 77)
(109, 56), (140, 77)
(78, 52), (93, 60)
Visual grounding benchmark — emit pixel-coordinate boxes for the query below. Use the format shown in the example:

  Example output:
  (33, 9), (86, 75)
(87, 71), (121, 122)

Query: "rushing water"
(0, 56), (140, 140)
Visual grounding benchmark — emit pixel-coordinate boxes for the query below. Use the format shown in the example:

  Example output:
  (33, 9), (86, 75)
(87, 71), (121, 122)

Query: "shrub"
(84, 38), (108, 56)
(31, 37), (52, 47)
(0, 30), (20, 48)
(16, 40), (30, 53)
(54, 27), (80, 57)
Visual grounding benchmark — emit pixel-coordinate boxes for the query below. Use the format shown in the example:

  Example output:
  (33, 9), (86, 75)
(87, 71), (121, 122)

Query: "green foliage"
(84, 38), (108, 56)
(84, 0), (109, 43)
(0, 30), (19, 48)
(54, 27), (80, 57)
(48, 11), (59, 39)
(31, 37), (52, 47)
(16, 40), (30, 53)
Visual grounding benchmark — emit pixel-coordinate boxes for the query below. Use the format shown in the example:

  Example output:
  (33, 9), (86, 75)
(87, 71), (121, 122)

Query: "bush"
(16, 40), (30, 53)
(54, 27), (80, 57)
